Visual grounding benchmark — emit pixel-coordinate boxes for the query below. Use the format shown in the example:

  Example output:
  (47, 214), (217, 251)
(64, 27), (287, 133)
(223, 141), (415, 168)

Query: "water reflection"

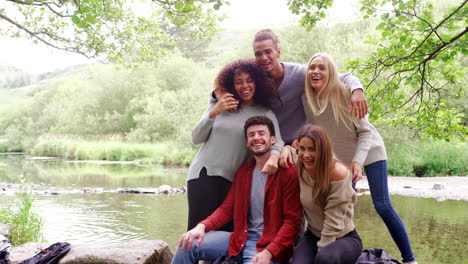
(355, 195), (467, 264)
(9, 193), (463, 264)
(1, 154), (467, 263)
(32, 194), (188, 246)
(0, 154), (187, 188)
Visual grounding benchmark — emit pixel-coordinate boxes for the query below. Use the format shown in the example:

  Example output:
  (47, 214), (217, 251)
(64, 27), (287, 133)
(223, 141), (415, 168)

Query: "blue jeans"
(171, 231), (286, 264)
(365, 160), (415, 263)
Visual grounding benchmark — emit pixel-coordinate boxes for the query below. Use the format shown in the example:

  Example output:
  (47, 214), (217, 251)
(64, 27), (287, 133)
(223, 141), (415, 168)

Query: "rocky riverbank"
(0, 182), (186, 196)
(355, 175), (468, 201)
(1, 175), (467, 201)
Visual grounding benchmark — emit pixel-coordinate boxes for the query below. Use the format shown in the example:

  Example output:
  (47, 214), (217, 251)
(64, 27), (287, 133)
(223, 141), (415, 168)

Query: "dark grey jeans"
(290, 229), (362, 264)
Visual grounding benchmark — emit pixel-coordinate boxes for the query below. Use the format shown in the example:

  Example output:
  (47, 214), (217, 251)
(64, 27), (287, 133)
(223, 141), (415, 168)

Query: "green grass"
(31, 135), (197, 166)
(386, 139), (467, 176)
(0, 192), (44, 246)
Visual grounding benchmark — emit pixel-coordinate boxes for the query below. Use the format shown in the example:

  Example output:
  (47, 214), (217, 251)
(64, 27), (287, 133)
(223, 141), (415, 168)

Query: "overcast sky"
(0, 0), (360, 73)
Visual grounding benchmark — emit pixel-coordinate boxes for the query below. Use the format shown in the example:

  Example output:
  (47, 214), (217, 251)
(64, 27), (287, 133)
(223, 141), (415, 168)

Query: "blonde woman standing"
(281, 53), (417, 264)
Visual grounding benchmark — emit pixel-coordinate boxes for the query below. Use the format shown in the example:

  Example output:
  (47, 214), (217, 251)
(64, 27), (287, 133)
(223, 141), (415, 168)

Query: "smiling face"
(234, 72), (256, 106)
(253, 39), (281, 74)
(298, 136), (317, 172)
(307, 56), (329, 93)
(245, 124), (276, 156)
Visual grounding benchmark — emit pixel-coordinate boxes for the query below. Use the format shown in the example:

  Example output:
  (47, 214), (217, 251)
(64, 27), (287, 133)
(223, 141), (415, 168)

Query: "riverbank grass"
(9, 135), (468, 176)
(0, 192), (44, 246)
(386, 139), (467, 176)
(31, 136), (197, 166)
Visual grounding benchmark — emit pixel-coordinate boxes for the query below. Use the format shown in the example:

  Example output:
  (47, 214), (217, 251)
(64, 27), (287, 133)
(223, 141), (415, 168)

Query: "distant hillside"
(0, 65), (34, 89)
(0, 64), (88, 89)
(0, 64), (89, 105)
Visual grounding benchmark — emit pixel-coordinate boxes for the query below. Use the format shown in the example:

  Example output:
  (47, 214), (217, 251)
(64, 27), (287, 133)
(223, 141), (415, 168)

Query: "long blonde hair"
(296, 125), (334, 209)
(304, 52), (359, 130)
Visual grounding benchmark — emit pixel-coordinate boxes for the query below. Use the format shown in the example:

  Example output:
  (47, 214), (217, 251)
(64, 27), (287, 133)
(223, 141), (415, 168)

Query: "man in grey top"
(215, 29), (368, 145)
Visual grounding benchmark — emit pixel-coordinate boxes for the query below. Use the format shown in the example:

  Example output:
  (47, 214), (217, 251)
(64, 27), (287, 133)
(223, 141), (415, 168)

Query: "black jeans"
(291, 229), (362, 264)
(187, 167), (233, 232)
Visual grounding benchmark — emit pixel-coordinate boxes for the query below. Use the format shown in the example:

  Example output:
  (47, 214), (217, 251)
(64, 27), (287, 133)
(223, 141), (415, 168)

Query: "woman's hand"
(279, 147), (293, 168)
(209, 93), (239, 119)
(262, 154), (279, 175)
(351, 161), (362, 183)
(178, 224), (206, 251)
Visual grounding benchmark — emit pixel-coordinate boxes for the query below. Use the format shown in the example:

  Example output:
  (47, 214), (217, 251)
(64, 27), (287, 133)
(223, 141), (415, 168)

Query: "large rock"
(59, 240), (172, 264)
(10, 240), (173, 264)
(10, 242), (50, 264)
(0, 223), (12, 238)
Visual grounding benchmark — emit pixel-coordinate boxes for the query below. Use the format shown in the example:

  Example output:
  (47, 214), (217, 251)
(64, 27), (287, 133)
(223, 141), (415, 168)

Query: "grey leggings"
(290, 229), (362, 264)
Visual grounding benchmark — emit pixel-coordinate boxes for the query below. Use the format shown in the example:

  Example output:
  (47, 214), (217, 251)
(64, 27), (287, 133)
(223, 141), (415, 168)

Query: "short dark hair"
(215, 59), (274, 109)
(244, 116), (275, 138)
(253, 29), (280, 49)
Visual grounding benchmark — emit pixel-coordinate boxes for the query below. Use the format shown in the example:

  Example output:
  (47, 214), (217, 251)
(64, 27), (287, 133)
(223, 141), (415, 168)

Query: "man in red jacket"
(171, 116), (302, 264)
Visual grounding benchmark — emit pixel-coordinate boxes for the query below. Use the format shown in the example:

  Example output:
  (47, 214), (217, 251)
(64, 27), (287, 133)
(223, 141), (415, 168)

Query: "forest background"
(0, 0), (466, 177)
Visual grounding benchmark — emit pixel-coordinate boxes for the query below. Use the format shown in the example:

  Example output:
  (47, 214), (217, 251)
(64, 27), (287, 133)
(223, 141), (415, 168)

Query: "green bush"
(0, 192), (44, 246)
(385, 136), (467, 176)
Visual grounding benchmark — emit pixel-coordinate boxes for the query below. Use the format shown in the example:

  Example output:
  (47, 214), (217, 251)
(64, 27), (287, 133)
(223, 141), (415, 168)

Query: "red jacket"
(201, 159), (302, 263)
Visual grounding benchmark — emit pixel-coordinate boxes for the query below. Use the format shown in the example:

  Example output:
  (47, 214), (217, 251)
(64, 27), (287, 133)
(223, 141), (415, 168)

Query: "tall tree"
(289, 0), (467, 140)
(0, 0), (226, 65)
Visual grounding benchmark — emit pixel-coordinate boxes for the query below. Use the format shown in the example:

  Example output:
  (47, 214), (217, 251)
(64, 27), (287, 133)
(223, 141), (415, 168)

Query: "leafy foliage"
(351, 0), (467, 140)
(0, 53), (213, 151)
(288, 0), (334, 30)
(0, 0), (227, 65)
(289, 0), (467, 140)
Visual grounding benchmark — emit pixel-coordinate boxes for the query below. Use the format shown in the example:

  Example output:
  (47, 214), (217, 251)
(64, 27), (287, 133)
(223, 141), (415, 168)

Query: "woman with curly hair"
(187, 59), (284, 232)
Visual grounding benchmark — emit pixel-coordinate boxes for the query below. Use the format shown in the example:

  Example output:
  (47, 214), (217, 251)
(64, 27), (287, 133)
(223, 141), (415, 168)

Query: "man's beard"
(251, 148), (270, 157)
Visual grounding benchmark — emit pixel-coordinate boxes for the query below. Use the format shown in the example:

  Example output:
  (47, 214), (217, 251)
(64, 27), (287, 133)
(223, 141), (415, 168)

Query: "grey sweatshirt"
(187, 103), (284, 182)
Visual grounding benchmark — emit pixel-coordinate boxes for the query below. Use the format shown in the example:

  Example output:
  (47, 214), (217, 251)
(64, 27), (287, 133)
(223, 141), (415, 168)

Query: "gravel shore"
(356, 176), (468, 201)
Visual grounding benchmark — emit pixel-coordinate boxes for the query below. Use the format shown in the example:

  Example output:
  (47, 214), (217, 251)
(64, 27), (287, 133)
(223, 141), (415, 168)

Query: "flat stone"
(158, 185), (173, 194)
(58, 240), (173, 264)
(10, 240), (173, 264)
(10, 242), (50, 264)
(432, 184), (445, 190)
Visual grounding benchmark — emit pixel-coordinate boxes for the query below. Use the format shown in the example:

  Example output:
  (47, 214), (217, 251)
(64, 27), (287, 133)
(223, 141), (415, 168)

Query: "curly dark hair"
(215, 59), (274, 109)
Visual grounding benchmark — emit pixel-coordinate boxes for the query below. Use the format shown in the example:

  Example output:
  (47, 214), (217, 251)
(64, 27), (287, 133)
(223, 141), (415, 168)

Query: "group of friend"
(171, 29), (418, 264)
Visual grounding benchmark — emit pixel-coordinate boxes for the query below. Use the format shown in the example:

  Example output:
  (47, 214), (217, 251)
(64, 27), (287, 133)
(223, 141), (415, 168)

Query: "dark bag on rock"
(0, 238), (11, 264)
(213, 255), (240, 264)
(355, 248), (401, 264)
(19, 242), (71, 264)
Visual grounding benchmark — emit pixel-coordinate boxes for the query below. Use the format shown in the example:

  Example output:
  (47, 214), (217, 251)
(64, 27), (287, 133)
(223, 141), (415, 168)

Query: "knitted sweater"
(273, 62), (364, 143)
(299, 167), (357, 248)
(187, 102), (284, 182)
(302, 95), (387, 166)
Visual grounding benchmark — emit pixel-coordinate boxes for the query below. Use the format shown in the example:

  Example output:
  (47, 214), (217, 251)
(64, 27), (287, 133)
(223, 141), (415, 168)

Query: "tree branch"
(406, 0), (467, 58)
(0, 13), (93, 58)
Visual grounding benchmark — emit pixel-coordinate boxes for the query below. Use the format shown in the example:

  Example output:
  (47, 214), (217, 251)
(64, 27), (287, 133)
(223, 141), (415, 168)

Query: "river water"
(0, 154), (466, 263)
